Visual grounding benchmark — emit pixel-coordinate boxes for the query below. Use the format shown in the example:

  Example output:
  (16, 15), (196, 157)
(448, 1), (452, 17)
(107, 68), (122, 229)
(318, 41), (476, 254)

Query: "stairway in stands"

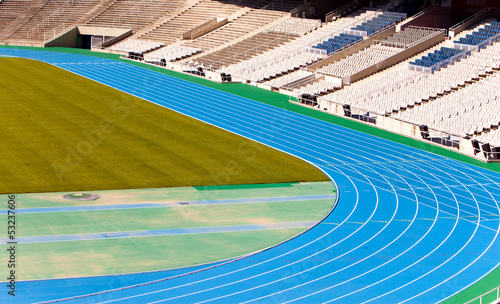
(0, 0), (49, 42)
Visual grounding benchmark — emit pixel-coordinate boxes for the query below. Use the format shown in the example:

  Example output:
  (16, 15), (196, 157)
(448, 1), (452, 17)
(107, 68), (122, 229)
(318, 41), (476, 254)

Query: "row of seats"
(304, 9), (380, 52)
(475, 129), (500, 148)
(319, 32), (500, 141)
(139, 0), (257, 45)
(258, 11), (410, 95)
(0, 0), (33, 35)
(89, 0), (185, 32)
(312, 33), (362, 54)
(144, 44), (202, 62)
(410, 47), (465, 68)
(267, 17), (321, 36)
(192, 30), (298, 70)
(385, 26), (440, 47)
(9, 0), (102, 40)
(109, 38), (163, 54)
(222, 10), (382, 82)
(393, 73), (500, 140)
(292, 78), (341, 96)
(182, 9), (287, 51)
(350, 11), (406, 35)
(316, 44), (401, 78)
(190, 16), (321, 70)
(317, 25), (484, 111)
(454, 21), (500, 46)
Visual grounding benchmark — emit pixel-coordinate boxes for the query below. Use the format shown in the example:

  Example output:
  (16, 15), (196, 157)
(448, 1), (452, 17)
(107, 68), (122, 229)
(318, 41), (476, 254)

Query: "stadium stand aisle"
(0, 49), (499, 304)
(7, 0), (103, 41)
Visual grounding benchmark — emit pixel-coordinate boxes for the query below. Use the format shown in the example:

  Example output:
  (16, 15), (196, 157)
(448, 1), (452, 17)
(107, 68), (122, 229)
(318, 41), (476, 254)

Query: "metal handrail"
(325, 0), (358, 23)
(27, 0), (76, 39)
(449, 7), (489, 32)
(464, 285), (500, 304)
(406, 4), (437, 21)
(290, 0), (314, 16)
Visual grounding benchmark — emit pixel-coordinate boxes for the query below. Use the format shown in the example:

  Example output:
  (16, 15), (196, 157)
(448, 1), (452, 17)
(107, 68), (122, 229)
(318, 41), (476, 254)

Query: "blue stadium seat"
(312, 33), (363, 54)
(350, 12), (406, 35)
(453, 21), (500, 46)
(410, 47), (464, 67)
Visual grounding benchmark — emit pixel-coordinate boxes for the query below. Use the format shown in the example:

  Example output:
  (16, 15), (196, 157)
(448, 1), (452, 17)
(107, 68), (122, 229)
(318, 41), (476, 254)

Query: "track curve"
(1, 49), (499, 304)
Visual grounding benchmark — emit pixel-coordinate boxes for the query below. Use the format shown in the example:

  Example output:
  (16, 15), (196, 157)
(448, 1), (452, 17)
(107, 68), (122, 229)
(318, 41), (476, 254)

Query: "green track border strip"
(1, 45), (498, 303)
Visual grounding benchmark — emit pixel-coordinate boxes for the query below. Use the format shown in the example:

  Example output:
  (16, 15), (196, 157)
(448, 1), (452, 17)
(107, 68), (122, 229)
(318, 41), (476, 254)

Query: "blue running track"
(1, 49), (499, 304)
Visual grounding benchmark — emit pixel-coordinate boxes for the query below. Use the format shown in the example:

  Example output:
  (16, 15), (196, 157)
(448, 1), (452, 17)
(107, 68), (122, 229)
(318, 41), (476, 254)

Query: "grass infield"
(0, 57), (328, 194)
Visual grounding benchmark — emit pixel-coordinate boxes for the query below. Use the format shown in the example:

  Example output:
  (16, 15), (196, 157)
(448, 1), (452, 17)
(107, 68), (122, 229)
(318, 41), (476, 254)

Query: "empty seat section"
(108, 38), (163, 54)
(139, 0), (259, 45)
(0, 0), (33, 34)
(312, 33), (362, 54)
(8, 0), (102, 40)
(410, 47), (464, 67)
(183, 10), (287, 52)
(454, 21), (500, 46)
(350, 11), (406, 35)
(88, 0), (185, 33)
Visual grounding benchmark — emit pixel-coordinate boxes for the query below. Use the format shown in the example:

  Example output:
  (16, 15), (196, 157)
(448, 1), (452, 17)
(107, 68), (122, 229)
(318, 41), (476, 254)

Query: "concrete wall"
(77, 26), (131, 36)
(448, 7), (489, 37)
(401, 6), (458, 31)
(452, 0), (500, 16)
(45, 27), (79, 48)
(325, 0), (359, 22)
(101, 30), (133, 48)
(291, 0), (353, 20)
(44, 26), (132, 48)
(182, 18), (228, 40)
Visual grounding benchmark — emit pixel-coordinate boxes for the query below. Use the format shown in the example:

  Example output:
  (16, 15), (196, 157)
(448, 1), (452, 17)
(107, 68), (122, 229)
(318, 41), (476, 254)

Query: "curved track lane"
(1, 50), (499, 304)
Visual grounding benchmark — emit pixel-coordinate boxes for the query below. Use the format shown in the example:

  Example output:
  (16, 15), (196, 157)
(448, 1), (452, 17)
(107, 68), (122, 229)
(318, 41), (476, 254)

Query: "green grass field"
(0, 57), (328, 194)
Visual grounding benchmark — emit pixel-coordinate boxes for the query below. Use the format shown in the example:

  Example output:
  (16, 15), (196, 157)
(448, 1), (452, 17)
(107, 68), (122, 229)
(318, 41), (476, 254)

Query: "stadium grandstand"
(2, 0), (500, 303)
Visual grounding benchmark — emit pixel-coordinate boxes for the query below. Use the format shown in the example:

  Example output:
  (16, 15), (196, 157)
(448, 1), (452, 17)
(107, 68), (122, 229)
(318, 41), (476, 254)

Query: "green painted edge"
(1, 45), (498, 303)
(193, 182), (301, 191)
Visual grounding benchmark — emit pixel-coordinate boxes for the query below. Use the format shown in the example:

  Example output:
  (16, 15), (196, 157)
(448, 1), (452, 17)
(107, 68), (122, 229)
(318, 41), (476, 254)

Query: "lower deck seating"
(144, 44), (202, 62)
(316, 44), (401, 78)
(193, 31), (298, 70)
(319, 37), (500, 143)
(108, 38), (163, 54)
